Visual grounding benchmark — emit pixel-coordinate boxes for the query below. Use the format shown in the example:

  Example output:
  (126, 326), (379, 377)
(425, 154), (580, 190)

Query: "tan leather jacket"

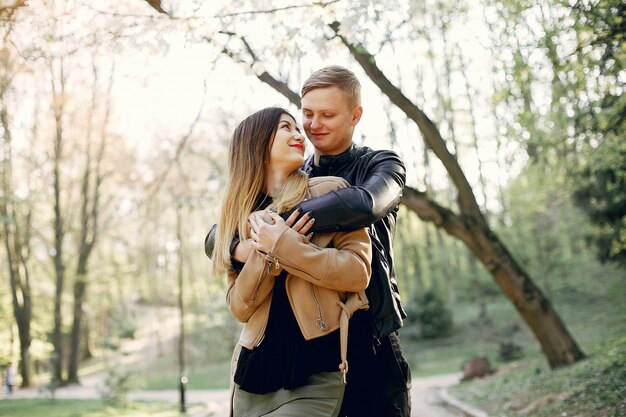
(226, 176), (372, 350)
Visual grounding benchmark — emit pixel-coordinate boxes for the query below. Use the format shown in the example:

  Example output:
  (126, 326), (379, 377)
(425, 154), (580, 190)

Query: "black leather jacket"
(205, 144), (407, 340)
(300, 144), (407, 339)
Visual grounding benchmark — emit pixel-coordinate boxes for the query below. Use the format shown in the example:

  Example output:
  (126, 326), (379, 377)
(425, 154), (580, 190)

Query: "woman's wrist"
(233, 238), (253, 262)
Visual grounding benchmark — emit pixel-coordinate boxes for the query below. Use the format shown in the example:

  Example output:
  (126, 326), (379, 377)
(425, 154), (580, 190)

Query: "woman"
(212, 107), (372, 417)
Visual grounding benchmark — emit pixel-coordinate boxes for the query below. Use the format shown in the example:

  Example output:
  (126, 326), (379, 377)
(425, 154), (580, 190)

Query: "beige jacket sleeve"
(225, 250), (281, 323)
(267, 225), (372, 293)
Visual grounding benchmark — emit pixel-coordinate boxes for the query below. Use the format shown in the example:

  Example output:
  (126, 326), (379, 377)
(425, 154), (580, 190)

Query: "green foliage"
(491, 0), (626, 269)
(402, 253), (624, 378)
(412, 289), (453, 339)
(99, 365), (140, 408)
(498, 341), (524, 362)
(450, 335), (626, 417)
(574, 134), (626, 266)
(498, 163), (596, 291)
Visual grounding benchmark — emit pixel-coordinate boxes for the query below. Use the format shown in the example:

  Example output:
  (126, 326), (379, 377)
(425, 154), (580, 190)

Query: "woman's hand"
(248, 210), (291, 254)
(249, 210), (285, 254)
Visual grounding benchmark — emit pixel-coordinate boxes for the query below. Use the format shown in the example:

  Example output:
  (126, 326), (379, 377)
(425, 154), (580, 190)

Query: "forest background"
(1, 1), (624, 416)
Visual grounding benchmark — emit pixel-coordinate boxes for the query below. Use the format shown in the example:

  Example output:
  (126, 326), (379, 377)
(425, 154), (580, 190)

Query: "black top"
(234, 270), (340, 394)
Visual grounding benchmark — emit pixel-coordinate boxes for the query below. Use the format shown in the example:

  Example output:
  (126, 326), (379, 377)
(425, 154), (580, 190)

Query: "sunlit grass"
(134, 356), (231, 390)
(449, 336), (626, 417)
(0, 399), (206, 417)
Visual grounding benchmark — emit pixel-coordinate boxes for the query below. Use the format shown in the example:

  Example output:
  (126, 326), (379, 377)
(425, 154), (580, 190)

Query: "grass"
(0, 399), (206, 417)
(134, 356), (231, 390)
(448, 335), (626, 417)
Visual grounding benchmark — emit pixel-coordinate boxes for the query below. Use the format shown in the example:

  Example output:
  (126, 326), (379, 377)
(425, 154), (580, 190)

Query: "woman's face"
(268, 113), (305, 174)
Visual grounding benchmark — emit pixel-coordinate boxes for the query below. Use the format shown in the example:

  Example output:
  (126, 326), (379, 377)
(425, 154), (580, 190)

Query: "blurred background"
(0, 0), (624, 416)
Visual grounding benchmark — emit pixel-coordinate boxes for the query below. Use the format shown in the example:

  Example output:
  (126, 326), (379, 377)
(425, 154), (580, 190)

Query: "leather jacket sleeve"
(298, 151), (405, 233)
(204, 224), (245, 271)
(204, 225), (217, 259)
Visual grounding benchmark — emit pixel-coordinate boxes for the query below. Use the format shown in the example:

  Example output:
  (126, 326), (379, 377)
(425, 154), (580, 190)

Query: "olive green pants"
(233, 371), (345, 417)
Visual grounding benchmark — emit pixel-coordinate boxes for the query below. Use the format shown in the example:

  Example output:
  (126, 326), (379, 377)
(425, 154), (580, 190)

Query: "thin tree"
(49, 52), (67, 385)
(0, 38), (34, 387)
(67, 58), (113, 383)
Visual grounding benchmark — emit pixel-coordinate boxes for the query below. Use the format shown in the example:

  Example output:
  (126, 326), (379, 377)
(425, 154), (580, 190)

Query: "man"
(206, 65), (411, 416)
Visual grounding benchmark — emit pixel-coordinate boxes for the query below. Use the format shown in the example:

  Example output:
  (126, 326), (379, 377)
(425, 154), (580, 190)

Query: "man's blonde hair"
(301, 65), (361, 108)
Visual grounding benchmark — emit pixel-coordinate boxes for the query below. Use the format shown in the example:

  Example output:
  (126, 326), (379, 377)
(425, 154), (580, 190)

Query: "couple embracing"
(209, 65), (411, 417)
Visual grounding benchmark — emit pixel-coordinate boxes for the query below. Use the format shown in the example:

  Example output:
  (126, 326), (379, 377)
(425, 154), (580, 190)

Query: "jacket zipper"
(252, 257), (279, 301)
(266, 256), (280, 274)
(312, 286), (328, 331)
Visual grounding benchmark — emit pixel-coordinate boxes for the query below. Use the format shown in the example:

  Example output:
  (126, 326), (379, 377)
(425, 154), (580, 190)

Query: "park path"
(3, 372), (484, 417)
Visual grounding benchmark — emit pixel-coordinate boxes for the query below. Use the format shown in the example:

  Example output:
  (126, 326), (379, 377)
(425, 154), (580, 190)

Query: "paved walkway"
(2, 372), (485, 417)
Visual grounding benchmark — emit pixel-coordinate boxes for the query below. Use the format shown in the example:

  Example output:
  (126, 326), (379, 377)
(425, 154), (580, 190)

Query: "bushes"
(412, 289), (454, 339)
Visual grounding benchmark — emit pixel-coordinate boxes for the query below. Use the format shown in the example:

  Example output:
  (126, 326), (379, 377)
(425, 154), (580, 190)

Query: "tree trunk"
(468, 253), (488, 321)
(1, 65), (34, 387)
(223, 26), (586, 368)
(435, 228), (455, 304)
(50, 58), (66, 385)
(67, 59), (110, 382)
(176, 200), (186, 382)
(67, 278), (86, 383)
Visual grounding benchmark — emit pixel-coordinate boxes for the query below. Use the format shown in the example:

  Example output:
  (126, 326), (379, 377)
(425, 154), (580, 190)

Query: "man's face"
(301, 86), (362, 156)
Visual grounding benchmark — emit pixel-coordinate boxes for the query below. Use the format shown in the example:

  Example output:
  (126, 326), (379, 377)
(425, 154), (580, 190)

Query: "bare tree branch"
(213, 0), (339, 18)
(76, 0), (338, 21)
(145, 80), (208, 201)
(213, 32), (302, 107)
(144, 0), (169, 15)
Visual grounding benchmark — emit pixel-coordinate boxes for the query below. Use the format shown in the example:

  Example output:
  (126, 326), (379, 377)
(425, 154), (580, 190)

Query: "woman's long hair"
(212, 107), (309, 273)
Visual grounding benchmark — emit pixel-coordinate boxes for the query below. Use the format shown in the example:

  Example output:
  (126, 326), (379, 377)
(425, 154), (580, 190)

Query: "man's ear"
(352, 105), (363, 126)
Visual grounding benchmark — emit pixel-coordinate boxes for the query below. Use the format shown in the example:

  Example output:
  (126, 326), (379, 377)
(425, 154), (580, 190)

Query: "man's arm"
(298, 150), (405, 233)
(204, 224), (246, 270)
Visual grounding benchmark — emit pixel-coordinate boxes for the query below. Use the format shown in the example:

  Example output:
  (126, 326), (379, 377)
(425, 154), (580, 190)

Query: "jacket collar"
(310, 144), (357, 170)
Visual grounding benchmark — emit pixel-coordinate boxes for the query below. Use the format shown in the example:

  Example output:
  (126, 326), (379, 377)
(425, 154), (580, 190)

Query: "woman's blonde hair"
(212, 107), (309, 273)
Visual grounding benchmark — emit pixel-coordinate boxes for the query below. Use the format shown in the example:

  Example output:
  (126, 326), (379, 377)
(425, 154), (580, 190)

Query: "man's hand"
(284, 208), (315, 241)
